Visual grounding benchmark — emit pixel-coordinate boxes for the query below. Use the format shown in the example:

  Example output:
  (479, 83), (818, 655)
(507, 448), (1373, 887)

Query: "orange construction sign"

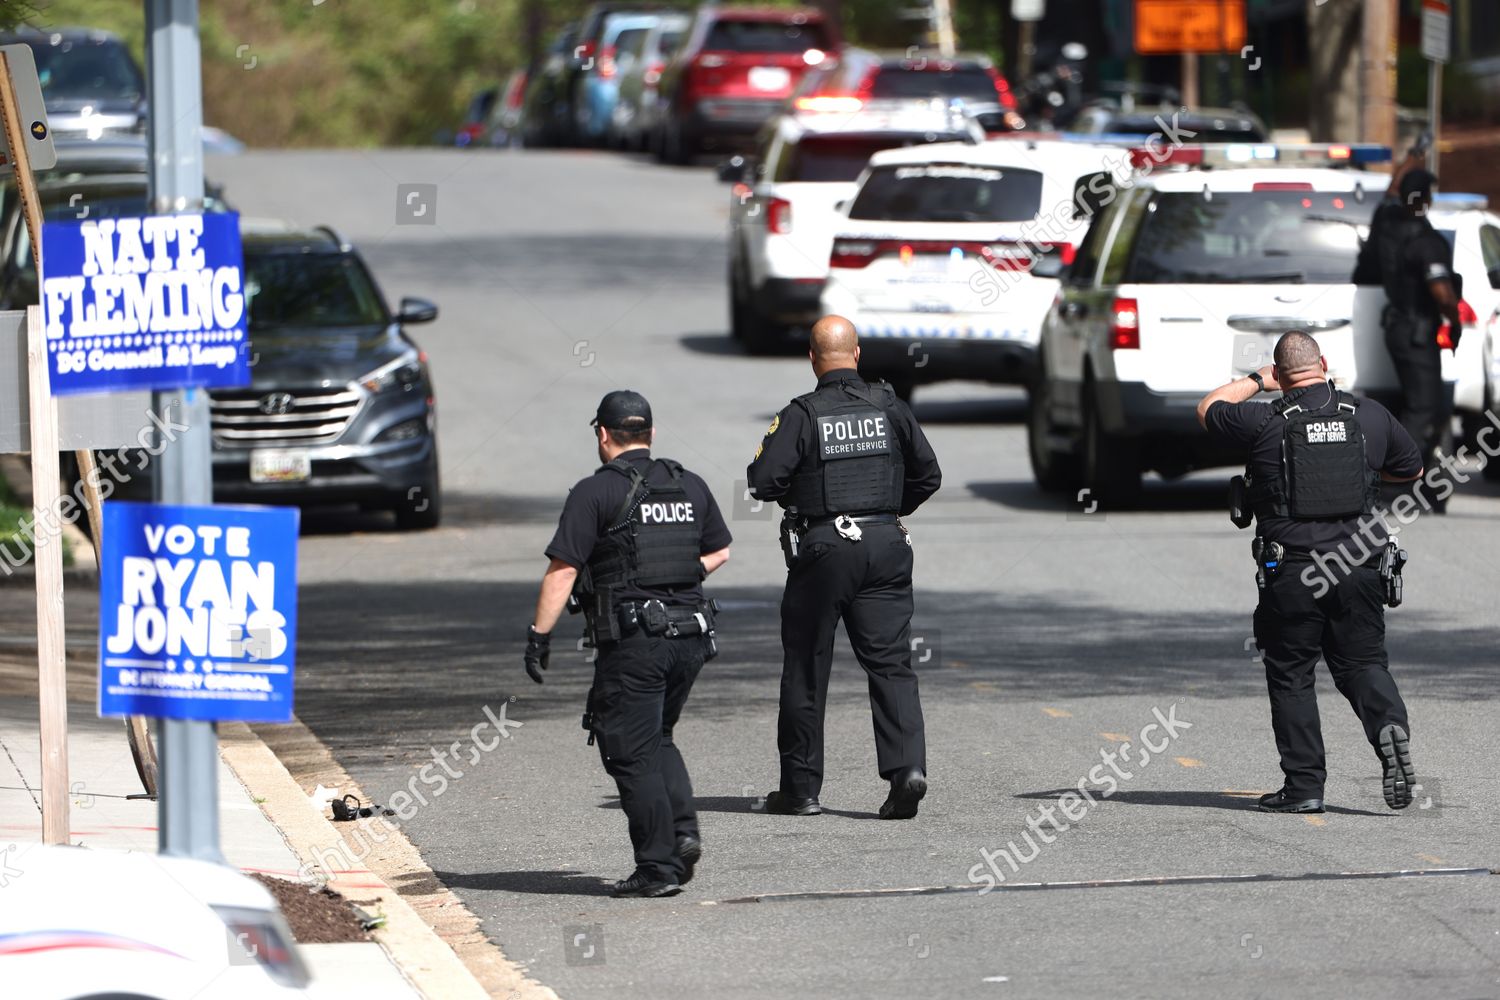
(1135, 0), (1247, 55)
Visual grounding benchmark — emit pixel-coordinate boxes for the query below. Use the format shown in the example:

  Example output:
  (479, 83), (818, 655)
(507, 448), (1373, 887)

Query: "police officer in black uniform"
(1363, 148), (1463, 493)
(524, 390), (732, 897)
(1198, 331), (1423, 813)
(747, 315), (941, 820)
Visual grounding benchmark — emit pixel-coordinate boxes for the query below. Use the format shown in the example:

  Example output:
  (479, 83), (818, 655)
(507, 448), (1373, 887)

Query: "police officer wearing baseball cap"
(524, 390), (732, 897)
(747, 316), (942, 820)
(1197, 331), (1424, 814)
(1358, 147), (1463, 503)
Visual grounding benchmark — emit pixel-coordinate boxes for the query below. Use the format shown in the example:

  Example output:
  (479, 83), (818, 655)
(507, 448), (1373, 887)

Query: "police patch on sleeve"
(1425, 262), (1452, 281)
(766, 414), (780, 436)
(816, 408), (891, 460)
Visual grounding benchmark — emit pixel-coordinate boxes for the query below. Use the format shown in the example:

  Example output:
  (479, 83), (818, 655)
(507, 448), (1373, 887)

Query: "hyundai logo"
(258, 392), (295, 415)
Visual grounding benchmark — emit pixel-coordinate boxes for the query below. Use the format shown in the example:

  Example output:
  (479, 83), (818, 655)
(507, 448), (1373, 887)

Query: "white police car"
(0, 845), (310, 999)
(725, 97), (984, 353)
(819, 139), (1129, 399)
(1028, 143), (1460, 505)
(1427, 192), (1500, 460)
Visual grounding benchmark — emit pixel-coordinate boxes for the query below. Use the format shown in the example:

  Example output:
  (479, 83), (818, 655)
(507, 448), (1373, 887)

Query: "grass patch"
(0, 466), (74, 571)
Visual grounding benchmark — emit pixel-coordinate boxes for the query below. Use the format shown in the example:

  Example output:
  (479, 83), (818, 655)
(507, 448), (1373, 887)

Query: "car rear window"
(1108, 117), (1264, 143)
(789, 135), (953, 183)
(703, 19), (829, 53)
(1126, 191), (1372, 284)
(848, 164), (1044, 223)
(868, 66), (997, 103)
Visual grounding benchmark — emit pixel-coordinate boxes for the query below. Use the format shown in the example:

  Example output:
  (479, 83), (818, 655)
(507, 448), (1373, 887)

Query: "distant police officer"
(524, 391), (732, 897)
(1364, 149), (1463, 491)
(747, 316), (941, 820)
(1197, 331), (1423, 813)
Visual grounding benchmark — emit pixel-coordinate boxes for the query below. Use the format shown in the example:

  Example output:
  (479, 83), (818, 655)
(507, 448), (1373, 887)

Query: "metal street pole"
(146, 0), (222, 863)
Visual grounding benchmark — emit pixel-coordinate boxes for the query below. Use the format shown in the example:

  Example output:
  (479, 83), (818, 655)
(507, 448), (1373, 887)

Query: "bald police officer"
(525, 391), (732, 897)
(1198, 332), (1423, 813)
(747, 316), (942, 819)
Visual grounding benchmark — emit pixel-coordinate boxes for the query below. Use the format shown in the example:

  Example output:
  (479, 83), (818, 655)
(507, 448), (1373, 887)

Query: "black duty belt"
(1274, 544), (1379, 568)
(803, 513), (900, 526)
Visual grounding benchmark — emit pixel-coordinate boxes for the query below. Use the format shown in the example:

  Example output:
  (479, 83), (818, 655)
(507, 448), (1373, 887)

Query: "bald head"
(1272, 331), (1326, 388)
(809, 315), (859, 376)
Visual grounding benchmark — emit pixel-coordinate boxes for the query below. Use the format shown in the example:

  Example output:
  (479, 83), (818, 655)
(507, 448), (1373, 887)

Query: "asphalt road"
(202, 147), (1500, 1000)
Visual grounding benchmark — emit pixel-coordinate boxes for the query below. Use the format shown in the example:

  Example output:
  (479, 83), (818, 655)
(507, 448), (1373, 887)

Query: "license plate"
(911, 300), (953, 314)
(748, 66), (790, 92)
(250, 449), (311, 484)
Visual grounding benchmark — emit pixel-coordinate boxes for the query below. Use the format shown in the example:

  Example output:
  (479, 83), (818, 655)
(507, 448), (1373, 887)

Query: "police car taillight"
(1110, 296), (1140, 350)
(767, 197), (792, 234)
(830, 239), (878, 267)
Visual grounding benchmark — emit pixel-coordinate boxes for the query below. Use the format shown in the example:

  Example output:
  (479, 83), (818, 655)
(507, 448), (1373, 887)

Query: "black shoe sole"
(880, 773), (927, 820)
(1378, 724), (1415, 810)
(612, 881), (682, 899)
(678, 840), (702, 885)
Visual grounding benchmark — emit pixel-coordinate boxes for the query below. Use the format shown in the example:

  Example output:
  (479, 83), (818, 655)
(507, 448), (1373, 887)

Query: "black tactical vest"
(1247, 384), (1379, 522)
(578, 459), (705, 622)
(785, 380), (903, 517)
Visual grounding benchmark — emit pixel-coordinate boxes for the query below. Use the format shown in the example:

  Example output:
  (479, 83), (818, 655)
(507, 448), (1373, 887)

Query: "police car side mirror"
(1489, 266), (1500, 291)
(716, 155), (748, 183)
(396, 296), (439, 324)
(834, 199), (850, 214)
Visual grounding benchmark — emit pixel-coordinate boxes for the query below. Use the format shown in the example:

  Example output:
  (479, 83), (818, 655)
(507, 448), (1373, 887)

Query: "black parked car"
(0, 27), (146, 139)
(215, 222), (442, 530)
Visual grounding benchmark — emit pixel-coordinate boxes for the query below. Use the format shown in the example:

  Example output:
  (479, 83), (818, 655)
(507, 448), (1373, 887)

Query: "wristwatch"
(1248, 371), (1266, 392)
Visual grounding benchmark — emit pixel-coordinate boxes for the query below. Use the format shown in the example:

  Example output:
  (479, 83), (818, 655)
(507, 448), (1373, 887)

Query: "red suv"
(656, 5), (837, 164)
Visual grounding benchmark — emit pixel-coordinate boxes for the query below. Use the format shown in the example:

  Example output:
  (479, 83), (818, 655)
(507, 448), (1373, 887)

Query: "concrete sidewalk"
(0, 696), (421, 999)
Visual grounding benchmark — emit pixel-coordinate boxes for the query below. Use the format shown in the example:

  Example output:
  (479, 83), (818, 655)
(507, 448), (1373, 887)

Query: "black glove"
(524, 626), (551, 684)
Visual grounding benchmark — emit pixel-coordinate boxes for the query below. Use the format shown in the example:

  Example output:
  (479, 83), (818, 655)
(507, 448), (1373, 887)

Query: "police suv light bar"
(1129, 143), (1392, 170)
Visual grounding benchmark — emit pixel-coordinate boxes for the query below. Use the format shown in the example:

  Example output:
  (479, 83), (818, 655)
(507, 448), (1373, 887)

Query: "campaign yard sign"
(98, 502), (299, 723)
(42, 212), (250, 395)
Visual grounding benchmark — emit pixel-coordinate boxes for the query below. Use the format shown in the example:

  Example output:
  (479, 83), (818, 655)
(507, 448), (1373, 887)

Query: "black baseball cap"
(1400, 168), (1437, 201)
(591, 389), (652, 430)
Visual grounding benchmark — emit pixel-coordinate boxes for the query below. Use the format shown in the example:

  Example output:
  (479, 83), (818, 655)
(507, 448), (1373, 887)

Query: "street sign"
(41, 212), (250, 396)
(0, 44), (54, 171)
(1012, 0), (1045, 22)
(1422, 0), (1450, 64)
(98, 501), (299, 724)
(1135, 0), (1246, 55)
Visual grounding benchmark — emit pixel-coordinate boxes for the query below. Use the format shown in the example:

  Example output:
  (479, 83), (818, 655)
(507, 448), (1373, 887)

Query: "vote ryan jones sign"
(98, 502), (299, 724)
(41, 212), (250, 395)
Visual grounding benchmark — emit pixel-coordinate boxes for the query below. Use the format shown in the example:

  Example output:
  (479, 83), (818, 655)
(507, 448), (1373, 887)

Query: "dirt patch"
(250, 873), (372, 944)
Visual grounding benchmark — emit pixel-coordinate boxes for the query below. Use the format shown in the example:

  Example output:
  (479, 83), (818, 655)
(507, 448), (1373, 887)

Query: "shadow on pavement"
(966, 478), (1230, 514)
(410, 869), (614, 897)
(685, 794), (880, 820)
(1015, 788), (1389, 817)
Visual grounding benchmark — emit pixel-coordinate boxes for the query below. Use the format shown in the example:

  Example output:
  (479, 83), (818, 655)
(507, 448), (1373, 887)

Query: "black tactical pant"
(1383, 309), (1448, 472)
(591, 632), (704, 882)
(778, 520), (926, 799)
(1252, 559), (1409, 798)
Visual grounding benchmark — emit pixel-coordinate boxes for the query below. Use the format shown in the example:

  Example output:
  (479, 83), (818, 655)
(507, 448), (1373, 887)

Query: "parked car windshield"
(245, 253), (388, 329)
(848, 164), (1044, 223)
(24, 37), (143, 101)
(790, 136), (941, 183)
(1126, 191), (1371, 284)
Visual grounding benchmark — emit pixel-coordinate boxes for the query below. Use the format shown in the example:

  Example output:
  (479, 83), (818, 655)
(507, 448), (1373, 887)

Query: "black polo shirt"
(546, 449), (732, 605)
(1205, 383), (1422, 552)
(1367, 202), (1455, 319)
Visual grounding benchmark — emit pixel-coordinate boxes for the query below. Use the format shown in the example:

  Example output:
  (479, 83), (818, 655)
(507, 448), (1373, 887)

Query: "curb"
(229, 718), (558, 1000)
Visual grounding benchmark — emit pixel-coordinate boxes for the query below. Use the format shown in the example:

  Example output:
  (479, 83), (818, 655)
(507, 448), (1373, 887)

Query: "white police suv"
(818, 139), (1129, 399)
(1427, 192), (1500, 461)
(726, 97), (985, 353)
(1026, 143), (1464, 506)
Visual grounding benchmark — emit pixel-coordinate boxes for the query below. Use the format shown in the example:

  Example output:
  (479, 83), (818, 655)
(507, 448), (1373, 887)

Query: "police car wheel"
(1027, 374), (1079, 493)
(1082, 390), (1141, 508)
